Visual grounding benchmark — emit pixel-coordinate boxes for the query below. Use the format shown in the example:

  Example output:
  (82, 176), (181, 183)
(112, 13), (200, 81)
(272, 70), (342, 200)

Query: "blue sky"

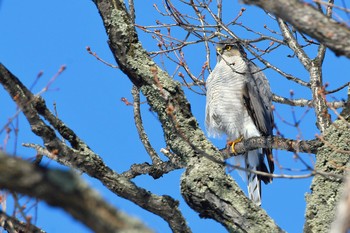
(0, 1), (348, 233)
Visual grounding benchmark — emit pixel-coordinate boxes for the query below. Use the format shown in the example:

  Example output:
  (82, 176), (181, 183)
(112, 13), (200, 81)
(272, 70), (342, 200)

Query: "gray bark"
(93, 0), (283, 232)
(304, 118), (350, 232)
(0, 0), (349, 232)
(242, 0), (350, 58)
(0, 151), (153, 233)
(0, 60), (189, 233)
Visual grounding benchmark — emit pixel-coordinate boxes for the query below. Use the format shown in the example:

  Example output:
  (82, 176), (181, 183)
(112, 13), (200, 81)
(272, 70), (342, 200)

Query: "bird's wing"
(243, 78), (273, 136)
(242, 62), (275, 178)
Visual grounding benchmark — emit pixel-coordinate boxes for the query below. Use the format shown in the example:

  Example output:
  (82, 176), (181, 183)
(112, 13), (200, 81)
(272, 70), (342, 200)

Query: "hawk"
(205, 39), (274, 205)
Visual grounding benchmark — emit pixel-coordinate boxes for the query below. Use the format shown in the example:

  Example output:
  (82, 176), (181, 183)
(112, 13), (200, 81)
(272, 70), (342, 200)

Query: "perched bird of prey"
(205, 39), (274, 205)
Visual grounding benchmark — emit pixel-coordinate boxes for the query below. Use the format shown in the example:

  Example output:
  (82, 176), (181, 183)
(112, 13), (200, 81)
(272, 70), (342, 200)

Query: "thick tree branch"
(242, 0), (350, 58)
(0, 152), (153, 233)
(0, 63), (190, 233)
(327, 90), (350, 233)
(121, 160), (184, 179)
(122, 135), (322, 179)
(330, 174), (350, 233)
(304, 117), (350, 232)
(229, 136), (322, 157)
(275, 14), (331, 132)
(309, 63), (331, 133)
(92, 0), (283, 232)
(1, 1), (348, 232)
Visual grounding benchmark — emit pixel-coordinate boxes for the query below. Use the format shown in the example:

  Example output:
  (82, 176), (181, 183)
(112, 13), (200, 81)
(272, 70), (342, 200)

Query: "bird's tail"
(246, 161), (261, 206)
(233, 149), (267, 206)
(247, 149), (272, 205)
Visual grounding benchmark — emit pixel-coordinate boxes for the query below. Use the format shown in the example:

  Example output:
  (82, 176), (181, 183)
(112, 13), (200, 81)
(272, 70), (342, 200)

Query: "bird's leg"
(227, 136), (243, 155)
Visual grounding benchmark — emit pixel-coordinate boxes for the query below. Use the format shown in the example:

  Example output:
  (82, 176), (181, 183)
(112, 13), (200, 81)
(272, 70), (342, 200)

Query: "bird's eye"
(225, 45), (232, 51)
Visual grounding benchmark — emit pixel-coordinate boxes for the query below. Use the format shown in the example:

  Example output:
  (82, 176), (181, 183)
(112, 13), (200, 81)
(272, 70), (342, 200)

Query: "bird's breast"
(205, 57), (248, 139)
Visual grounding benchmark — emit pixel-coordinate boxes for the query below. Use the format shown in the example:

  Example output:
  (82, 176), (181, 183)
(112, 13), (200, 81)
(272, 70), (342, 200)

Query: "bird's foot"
(227, 136), (243, 155)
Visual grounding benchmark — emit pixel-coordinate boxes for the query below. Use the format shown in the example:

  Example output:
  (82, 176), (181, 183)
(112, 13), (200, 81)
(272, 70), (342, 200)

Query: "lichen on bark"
(304, 119), (350, 232)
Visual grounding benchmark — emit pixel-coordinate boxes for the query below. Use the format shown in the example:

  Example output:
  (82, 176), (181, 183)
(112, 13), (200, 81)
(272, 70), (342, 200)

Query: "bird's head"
(216, 39), (246, 62)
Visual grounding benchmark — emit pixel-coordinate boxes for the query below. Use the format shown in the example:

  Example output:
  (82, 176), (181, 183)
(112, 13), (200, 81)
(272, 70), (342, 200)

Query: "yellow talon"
(227, 136), (243, 155)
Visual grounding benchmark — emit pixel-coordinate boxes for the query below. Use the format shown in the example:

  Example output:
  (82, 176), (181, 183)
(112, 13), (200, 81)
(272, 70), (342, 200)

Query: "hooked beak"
(216, 47), (223, 62)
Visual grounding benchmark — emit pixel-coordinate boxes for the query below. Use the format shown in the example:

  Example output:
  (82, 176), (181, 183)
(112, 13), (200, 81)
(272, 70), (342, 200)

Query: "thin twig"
(131, 86), (162, 164)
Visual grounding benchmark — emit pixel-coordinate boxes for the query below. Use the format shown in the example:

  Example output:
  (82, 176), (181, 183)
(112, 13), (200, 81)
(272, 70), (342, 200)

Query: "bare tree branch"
(0, 63), (191, 233)
(131, 85), (162, 164)
(277, 18), (312, 70)
(315, 0), (334, 65)
(242, 0), (350, 58)
(0, 152), (153, 233)
(92, 0), (283, 232)
(0, 210), (45, 233)
(272, 94), (345, 108)
(309, 63), (332, 133)
(1, 1), (349, 232)
(276, 15), (331, 132)
(228, 136), (322, 156)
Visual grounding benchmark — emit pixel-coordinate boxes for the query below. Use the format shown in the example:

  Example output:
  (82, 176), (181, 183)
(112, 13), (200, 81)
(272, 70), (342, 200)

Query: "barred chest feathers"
(205, 55), (250, 140)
